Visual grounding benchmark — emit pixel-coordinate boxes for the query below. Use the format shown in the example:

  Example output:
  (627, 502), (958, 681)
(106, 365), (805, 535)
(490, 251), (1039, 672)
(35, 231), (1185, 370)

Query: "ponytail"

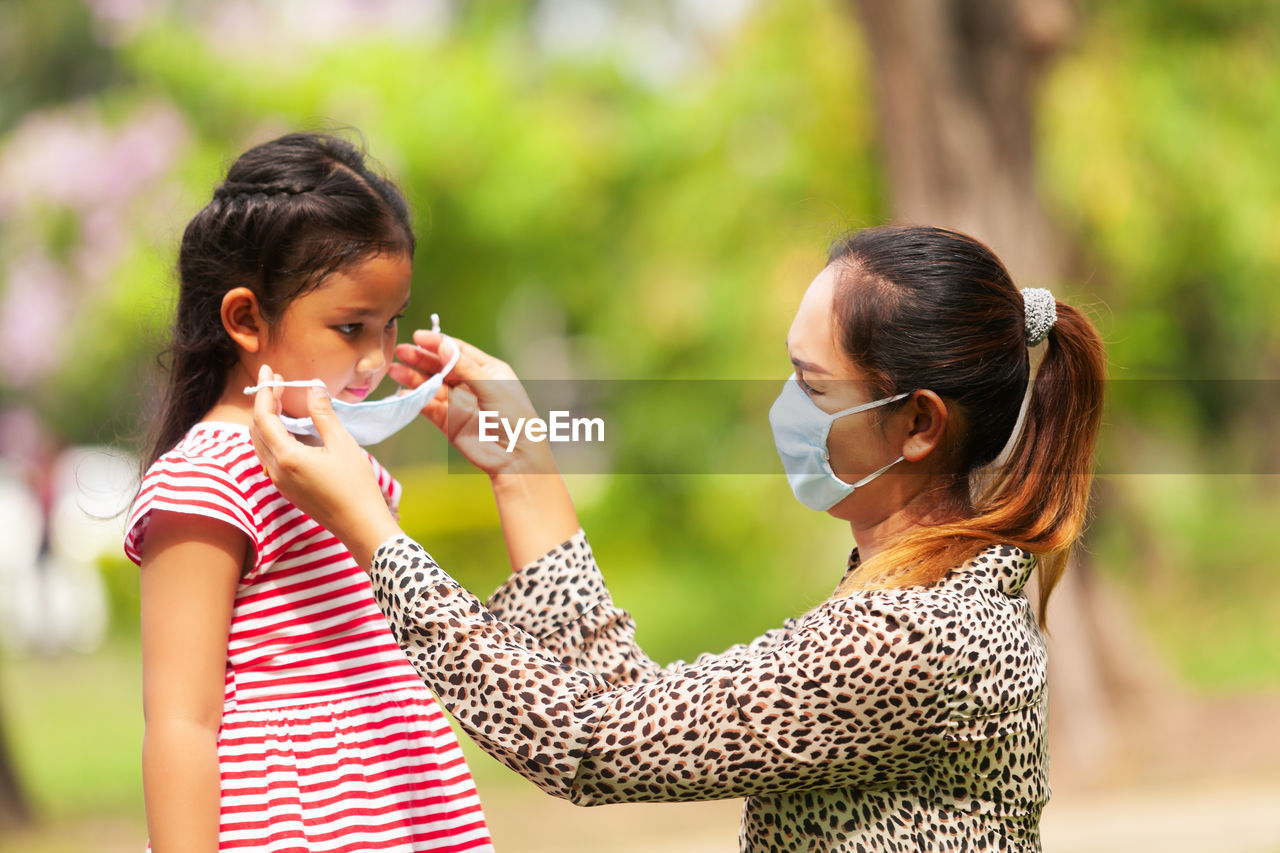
(991, 302), (1106, 623)
(826, 226), (1105, 625)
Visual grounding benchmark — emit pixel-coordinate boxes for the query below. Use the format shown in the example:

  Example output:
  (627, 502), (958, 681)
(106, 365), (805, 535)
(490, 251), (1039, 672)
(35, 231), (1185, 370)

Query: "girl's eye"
(385, 313), (403, 331)
(798, 375), (822, 396)
(335, 323), (361, 336)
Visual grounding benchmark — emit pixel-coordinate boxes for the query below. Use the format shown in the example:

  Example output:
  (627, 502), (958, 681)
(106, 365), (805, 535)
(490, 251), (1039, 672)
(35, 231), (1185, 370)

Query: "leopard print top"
(370, 530), (1048, 852)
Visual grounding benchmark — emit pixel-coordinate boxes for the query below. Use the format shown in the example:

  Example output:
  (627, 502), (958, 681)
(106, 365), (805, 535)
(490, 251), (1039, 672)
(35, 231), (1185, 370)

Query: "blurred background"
(1, 0), (1278, 850)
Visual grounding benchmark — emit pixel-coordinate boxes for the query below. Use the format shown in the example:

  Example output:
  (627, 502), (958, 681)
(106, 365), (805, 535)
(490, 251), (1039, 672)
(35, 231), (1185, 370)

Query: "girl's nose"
(357, 344), (387, 375)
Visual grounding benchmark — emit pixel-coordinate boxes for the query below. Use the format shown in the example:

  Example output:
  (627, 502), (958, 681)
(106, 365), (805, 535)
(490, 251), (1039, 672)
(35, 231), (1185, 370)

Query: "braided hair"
(145, 132), (414, 468)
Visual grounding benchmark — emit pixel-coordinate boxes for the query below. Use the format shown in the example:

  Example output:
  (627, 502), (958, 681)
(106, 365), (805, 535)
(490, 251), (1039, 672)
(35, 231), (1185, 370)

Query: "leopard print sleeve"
(371, 535), (954, 806)
(484, 529), (804, 686)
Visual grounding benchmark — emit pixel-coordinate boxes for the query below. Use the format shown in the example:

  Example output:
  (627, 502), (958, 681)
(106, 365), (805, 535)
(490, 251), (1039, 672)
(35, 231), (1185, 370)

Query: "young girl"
(125, 132), (493, 852)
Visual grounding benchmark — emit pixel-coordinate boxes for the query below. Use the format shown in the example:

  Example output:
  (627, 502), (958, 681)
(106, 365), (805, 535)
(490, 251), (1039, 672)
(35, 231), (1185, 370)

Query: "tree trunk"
(849, 0), (1168, 785)
(0, 688), (30, 830)
(851, 0), (1074, 286)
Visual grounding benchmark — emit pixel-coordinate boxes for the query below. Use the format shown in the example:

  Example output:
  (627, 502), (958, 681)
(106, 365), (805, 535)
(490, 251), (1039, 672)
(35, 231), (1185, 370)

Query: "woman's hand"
(393, 331), (582, 570)
(391, 331), (559, 478)
(249, 366), (402, 567)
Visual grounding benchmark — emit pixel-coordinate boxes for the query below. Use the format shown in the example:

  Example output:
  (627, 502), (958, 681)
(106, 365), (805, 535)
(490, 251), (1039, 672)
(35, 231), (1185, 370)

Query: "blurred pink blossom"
(84, 0), (162, 44)
(0, 251), (71, 389)
(0, 100), (189, 297)
(201, 0), (450, 56)
(0, 100), (189, 386)
(0, 101), (187, 221)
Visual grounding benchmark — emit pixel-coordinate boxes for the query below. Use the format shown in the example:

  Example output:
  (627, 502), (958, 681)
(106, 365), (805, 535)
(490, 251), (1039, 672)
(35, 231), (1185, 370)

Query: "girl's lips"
(345, 386), (371, 401)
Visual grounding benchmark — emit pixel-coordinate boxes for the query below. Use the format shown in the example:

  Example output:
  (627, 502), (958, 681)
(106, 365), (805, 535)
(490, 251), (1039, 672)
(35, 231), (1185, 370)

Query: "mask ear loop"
(823, 390), (912, 486)
(992, 338), (1048, 470)
(243, 378), (327, 395)
(844, 453), (906, 489)
(970, 338), (1048, 503)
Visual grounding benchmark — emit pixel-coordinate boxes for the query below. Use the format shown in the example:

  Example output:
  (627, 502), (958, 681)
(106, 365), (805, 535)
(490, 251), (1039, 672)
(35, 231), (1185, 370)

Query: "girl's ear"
(221, 287), (267, 353)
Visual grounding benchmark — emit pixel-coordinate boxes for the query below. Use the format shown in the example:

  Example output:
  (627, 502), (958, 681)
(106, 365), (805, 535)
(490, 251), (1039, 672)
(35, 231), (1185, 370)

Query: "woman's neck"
(849, 508), (920, 565)
(848, 479), (964, 564)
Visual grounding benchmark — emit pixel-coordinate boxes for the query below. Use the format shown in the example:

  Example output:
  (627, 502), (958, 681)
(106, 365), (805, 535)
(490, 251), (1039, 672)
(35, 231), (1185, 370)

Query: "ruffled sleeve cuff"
(485, 529), (611, 640)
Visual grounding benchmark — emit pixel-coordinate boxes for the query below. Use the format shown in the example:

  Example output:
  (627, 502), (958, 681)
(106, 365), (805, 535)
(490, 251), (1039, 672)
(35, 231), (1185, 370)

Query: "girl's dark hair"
(828, 225), (1105, 625)
(144, 132), (414, 469)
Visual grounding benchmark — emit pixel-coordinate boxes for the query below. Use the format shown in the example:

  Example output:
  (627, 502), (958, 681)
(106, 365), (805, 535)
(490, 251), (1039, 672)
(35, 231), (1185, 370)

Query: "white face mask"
(768, 373), (909, 511)
(245, 327), (460, 447)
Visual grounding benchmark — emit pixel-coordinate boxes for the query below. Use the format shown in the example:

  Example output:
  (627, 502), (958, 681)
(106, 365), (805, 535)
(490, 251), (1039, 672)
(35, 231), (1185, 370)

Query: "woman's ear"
(900, 390), (949, 463)
(221, 287), (267, 353)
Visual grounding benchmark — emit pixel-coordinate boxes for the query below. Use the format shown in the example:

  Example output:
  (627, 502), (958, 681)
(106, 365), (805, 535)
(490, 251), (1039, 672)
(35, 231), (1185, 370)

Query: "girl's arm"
(139, 511), (243, 853)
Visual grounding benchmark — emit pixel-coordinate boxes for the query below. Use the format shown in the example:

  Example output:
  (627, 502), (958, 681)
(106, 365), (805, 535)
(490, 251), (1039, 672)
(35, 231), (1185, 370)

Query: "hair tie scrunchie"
(1021, 287), (1057, 346)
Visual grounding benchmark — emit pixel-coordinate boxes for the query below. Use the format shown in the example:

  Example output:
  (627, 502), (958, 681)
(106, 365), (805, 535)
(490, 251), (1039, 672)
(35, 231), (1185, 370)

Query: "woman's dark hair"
(828, 225), (1105, 625)
(144, 132), (414, 469)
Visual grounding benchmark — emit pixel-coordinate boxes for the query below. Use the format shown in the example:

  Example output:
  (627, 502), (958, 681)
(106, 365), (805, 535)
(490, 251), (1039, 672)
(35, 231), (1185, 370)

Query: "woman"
(250, 226), (1105, 851)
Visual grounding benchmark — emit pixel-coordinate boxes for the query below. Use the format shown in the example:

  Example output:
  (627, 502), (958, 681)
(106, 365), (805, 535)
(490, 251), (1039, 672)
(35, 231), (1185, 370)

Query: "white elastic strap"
(829, 390), (911, 419)
(990, 338), (1048, 470)
(243, 379), (327, 394)
(849, 454), (905, 489)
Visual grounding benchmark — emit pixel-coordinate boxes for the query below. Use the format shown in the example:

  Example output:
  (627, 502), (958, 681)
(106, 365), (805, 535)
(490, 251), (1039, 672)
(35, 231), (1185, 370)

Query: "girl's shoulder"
(127, 421), (401, 566)
(125, 423), (268, 566)
(156, 421), (257, 469)
(137, 422), (264, 498)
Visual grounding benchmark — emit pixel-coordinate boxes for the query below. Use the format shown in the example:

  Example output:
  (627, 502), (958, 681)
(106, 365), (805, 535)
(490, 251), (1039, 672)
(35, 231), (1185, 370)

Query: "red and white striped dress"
(125, 422), (493, 852)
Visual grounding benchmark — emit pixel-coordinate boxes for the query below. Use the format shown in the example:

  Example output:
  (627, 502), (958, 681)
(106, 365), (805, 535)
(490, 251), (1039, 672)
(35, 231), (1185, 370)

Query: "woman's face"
(784, 264), (903, 518)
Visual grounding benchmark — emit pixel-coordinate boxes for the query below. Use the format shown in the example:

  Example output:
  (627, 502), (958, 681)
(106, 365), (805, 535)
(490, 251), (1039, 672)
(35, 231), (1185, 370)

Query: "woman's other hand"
(249, 365), (402, 566)
(391, 332), (560, 478)
(392, 332), (580, 569)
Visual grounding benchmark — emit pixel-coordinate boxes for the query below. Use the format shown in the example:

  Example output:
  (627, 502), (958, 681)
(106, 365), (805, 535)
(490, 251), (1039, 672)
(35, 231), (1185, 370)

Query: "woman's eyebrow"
(785, 338), (831, 375)
(790, 356), (831, 376)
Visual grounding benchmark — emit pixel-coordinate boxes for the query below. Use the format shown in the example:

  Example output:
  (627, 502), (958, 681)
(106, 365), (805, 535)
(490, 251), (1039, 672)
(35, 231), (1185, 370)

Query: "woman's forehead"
(788, 266), (848, 371)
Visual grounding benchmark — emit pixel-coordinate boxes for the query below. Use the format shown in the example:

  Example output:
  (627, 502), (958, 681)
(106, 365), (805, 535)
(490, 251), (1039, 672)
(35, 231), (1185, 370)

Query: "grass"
(1, 635), (145, 824)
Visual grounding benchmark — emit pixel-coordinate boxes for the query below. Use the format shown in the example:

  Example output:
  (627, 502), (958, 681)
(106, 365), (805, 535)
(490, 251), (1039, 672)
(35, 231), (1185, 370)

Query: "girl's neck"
(203, 363), (322, 446)
(203, 362), (259, 426)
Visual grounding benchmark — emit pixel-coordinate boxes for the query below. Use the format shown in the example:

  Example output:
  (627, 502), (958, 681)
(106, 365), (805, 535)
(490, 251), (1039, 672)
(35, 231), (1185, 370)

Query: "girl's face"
(258, 252), (412, 419)
(785, 264), (902, 518)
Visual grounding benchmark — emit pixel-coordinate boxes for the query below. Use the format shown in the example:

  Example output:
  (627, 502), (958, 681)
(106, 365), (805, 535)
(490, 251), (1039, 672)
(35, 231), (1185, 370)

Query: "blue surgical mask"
(769, 373), (909, 511)
(245, 329), (461, 447)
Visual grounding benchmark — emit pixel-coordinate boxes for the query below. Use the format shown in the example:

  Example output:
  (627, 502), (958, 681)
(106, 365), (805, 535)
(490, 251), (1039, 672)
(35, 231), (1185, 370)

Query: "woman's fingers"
(248, 364), (401, 564)
(392, 329), (513, 392)
(419, 382), (457, 433)
(304, 384), (360, 453)
(390, 342), (440, 389)
(387, 328), (550, 476)
(250, 365), (296, 472)
(411, 329), (513, 381)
